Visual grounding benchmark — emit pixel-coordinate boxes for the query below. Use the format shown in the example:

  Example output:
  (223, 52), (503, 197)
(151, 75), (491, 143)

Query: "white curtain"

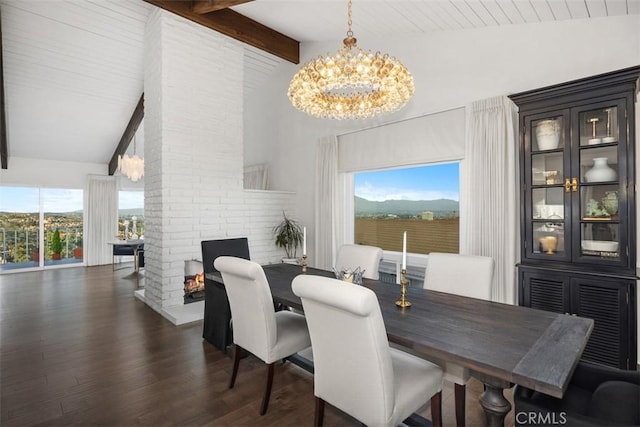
(85, 175), (118, 266)
(461, 96), (519, 304)
(315, 136), (340, 270)
(244, 164), (269, 190)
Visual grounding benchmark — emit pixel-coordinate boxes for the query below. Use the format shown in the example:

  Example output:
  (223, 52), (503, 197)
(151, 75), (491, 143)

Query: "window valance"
(337, 107), (465, 172)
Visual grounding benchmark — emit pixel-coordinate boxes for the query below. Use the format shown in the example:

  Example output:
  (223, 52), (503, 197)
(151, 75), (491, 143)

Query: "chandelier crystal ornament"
(288, 0), (414, 120)
(118, 134), (144, 182)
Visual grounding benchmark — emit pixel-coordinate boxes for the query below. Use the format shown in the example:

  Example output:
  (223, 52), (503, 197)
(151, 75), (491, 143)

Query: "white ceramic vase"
(584, 157), (617, 182)
(535, 119), (560, 150)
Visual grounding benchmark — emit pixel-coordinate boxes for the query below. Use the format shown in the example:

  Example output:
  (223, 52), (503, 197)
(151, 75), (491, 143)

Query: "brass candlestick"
(395, 269), (411, 308)
(589, 117), (599, 138)
(301, 255), (307, 273)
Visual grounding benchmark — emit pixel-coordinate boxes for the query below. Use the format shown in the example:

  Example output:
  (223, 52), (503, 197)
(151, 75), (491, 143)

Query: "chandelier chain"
(347, 0), (353, 37)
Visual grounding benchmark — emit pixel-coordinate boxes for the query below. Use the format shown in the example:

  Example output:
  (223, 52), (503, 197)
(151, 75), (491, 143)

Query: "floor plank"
(0, 265), (513, 426)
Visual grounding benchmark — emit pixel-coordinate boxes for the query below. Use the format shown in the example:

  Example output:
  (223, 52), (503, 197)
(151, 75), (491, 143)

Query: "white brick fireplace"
(138, 9), (295, 324)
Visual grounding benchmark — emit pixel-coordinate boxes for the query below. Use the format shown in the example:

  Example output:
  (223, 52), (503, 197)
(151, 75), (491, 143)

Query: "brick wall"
(144, 9), (296, 317)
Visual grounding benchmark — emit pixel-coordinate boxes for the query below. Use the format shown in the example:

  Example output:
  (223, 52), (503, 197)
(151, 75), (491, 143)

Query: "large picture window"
(354, 163), (460, 255)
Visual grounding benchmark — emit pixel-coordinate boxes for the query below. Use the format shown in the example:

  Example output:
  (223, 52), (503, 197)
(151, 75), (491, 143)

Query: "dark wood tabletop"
(263, 263), (594, 426)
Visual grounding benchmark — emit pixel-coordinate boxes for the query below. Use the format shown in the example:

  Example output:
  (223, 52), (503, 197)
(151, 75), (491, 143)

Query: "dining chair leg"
(229, 344), (242, 389)
(260, 363), (275, 415)
(455, 383), (466, 427)
(314, 397), (325, 427)
(431, 391), (442, 427)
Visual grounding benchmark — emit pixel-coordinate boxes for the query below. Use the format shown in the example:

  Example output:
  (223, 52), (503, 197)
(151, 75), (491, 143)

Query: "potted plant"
(73, 236), (83, 259)
(32, 247), (40, 262)
(51, 229), (63, 260)
(272, 211), (303, 264)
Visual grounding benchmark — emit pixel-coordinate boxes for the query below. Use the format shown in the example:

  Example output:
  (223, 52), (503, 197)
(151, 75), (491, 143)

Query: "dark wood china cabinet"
(510, 66), (639, 370)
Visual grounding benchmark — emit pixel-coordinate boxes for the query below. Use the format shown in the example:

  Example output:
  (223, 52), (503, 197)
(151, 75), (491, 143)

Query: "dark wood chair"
(514, 361), (640, 426)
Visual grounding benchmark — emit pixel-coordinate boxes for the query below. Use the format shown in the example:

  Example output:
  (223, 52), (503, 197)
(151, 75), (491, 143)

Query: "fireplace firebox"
(183, 260), (204, 304)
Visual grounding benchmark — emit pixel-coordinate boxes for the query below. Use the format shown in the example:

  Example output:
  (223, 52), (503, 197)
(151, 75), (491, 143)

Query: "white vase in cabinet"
(535, 119), (561, 150)
(584, 157), (617, 182)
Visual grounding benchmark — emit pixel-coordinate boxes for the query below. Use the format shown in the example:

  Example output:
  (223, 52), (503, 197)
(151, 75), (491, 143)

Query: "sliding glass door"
(0, 187), (40, 271)
(0, 187), (83, 272)
(42, 189), (83, 267)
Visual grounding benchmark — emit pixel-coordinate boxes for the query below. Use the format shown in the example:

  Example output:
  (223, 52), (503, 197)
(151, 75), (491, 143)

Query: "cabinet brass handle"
(571, 177), (578, 192)
(564, 178), (571, 192)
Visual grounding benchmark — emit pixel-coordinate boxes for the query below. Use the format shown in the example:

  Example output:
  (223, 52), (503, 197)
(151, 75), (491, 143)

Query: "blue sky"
(355, 163), (459, 202)
(1, 165), (455, 212)
(0, 187), (143, 213)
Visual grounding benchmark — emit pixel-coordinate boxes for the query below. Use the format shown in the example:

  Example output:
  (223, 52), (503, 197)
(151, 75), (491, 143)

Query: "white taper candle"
(303, 227), (307, 256)
(402, 231), (407, 270)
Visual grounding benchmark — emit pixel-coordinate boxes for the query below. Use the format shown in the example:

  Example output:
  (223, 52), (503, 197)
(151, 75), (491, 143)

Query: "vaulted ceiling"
(1, 0), (638, 169)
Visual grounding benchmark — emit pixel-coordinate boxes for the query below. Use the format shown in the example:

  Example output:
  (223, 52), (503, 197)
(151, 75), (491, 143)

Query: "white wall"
(245, 14), (640, 266)
(0, 156), (107, 188)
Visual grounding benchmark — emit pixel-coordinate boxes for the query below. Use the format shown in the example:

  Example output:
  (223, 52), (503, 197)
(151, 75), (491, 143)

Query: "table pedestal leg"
(479, 384), (511, 427)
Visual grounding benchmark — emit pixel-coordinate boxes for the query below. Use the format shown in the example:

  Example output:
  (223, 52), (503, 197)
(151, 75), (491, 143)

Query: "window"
(0, 186), (83, 272)
(354, 163), (460, 255)
(118, 191), (144, 239)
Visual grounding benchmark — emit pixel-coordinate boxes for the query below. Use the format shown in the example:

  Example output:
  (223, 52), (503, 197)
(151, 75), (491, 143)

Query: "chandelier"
(288, 0), (414, 120)
(118, 134), (144, 182)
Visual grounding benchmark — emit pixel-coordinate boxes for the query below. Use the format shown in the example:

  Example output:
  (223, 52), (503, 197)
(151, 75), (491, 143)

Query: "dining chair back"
(424, 252), (494, 300)
(292, 275), (443, 427)
(423, 252), (494, 427)
(201, 237), (250, 275)
(112, 244), (135, 271)
(200, 238), (251, 352)
(335, 244), (383, 280)
(214, 256), (311, 415)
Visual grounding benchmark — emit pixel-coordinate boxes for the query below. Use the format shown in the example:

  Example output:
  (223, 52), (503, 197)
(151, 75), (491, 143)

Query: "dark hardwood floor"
(0, 265), (513, 426)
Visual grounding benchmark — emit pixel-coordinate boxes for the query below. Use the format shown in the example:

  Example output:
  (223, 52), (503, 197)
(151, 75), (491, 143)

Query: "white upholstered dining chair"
(335, 244), (383, 280)
(423, 252), (495, 427)
(213, 256), (312, 415)
(292, 275), (443, 427)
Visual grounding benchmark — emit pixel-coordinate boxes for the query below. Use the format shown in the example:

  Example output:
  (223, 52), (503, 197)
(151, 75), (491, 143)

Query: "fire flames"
(184, 272), (205, 295)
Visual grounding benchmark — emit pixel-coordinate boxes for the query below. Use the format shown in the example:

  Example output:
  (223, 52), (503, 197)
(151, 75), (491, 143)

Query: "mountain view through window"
(354, 163), (460, 254)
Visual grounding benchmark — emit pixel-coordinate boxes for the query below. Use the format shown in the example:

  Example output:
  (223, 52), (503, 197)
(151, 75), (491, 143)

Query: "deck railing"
(0, 227), (82, 265)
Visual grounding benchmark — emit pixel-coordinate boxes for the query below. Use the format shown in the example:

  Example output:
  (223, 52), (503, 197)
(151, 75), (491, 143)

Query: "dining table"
(262, 263), (594, 427)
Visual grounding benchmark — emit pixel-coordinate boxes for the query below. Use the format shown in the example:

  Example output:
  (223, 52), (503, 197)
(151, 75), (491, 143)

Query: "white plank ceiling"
(1, 0), (639, 165)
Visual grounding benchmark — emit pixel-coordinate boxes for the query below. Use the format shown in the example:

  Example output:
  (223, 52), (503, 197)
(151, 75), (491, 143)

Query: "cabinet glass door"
(575, 101), (627, 264)
(526, 112), (570, 261)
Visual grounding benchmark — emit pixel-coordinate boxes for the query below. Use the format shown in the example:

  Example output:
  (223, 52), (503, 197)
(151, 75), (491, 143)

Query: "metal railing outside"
(0, 227), (82, 265)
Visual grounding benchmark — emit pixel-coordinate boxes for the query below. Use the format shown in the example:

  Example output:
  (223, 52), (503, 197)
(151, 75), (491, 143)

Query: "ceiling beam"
(108, 94), (144, 176)
(0, 12), (8, 170)
(143, 0), (299, 64)
(192, 0), (253, 14)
